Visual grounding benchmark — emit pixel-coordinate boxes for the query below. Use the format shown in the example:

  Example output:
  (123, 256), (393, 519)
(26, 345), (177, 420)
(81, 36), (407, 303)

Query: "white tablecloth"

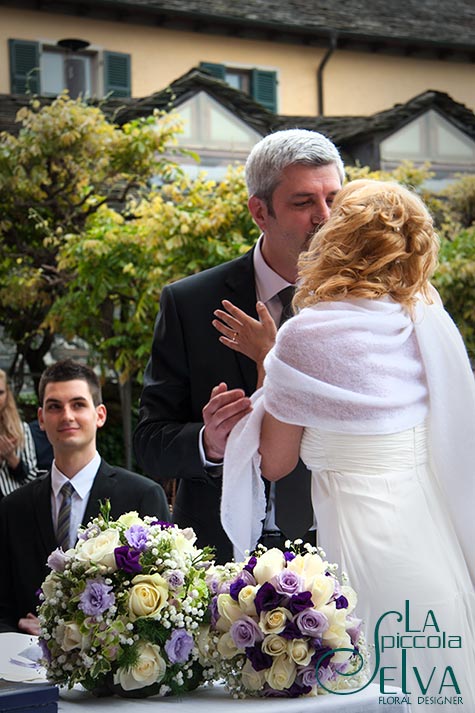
(0, 633), (410, 712)
(59, 683), (410, 713)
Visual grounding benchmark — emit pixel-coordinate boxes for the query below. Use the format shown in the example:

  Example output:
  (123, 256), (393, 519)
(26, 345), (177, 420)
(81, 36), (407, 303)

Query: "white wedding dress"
(300, 424), (475, 711)
(221, 297), (475, 712)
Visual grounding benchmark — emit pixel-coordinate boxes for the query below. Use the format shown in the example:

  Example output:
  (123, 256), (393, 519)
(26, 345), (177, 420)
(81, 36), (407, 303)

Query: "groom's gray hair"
(245, 129), (344, 208)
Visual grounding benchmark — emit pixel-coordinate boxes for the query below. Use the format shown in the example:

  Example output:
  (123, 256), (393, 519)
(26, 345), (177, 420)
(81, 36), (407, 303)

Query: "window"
(380, 109), (475, 188)
(9, 39), (131, 98)
(199, 62), (277, 113)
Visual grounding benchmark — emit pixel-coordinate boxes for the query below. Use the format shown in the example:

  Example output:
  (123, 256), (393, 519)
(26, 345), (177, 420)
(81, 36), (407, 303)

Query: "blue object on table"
(0, 680), (58, 712)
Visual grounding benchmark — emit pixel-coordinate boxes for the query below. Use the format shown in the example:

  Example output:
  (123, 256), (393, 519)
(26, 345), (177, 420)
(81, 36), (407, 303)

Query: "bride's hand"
(213, 299), (277, 366)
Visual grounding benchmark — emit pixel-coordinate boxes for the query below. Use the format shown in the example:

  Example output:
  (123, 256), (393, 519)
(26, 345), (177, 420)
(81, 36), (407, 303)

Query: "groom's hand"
(202, 382), (252, 462)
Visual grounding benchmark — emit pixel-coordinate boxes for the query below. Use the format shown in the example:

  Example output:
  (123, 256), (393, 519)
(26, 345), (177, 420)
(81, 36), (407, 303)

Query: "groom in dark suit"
(134, 129), (344, 563)
(0, 359), (169, 634)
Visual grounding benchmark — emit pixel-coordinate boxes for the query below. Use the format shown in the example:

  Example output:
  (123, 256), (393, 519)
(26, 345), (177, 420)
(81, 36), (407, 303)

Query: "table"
(0, 633), (410, 712)
(59, 683), (411, 712)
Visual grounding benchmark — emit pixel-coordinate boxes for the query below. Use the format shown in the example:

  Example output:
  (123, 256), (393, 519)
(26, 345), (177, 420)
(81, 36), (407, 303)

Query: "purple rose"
(311, 644), (333, 670)
(280, 620), (305, 640)
(283, 551), (296, 562)
(125, 525), (148, 551)
(335, 595), (349, 609)
(229, 577), (247, 601)
(295, 608), (328, 637)
(263, 681), (312, 697)
(243, 556), (257, 574)
(165, 569), (185, 590)
(164, 629), (194, 664)
(230, 615), (263, 649)
(254, 582), (287, 615)
(271, 569), (302, 596)
(114, 545), (143, 573)
(79, 578), (115, 617)
(245, 642), (273, 671)
(47, 548), (68, 573)
(289, 590), (313, 614)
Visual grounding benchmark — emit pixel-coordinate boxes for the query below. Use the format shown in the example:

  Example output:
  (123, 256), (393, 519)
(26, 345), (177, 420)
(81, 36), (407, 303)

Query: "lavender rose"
(230, 615), (264, 649)
(295, 608), (328, 637)
(271, 569), (302, 596)
(78, 578), (115, 616)
(125, 524), (149, 551)
(164, 629), (194, 664)
(47, 548), (68, 573)
(164, 569), (185, 590)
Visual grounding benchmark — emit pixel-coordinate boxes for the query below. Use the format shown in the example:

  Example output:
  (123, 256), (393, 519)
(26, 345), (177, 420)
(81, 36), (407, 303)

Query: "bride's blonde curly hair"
(294, 179), (439, 313)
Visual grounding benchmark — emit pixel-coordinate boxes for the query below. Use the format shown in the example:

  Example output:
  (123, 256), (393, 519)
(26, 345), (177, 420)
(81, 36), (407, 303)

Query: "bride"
(220, 179), (475, 710)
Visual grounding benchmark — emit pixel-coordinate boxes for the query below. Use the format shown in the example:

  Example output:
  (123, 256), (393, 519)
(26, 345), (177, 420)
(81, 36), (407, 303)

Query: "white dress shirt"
(51, 452), (101, 549)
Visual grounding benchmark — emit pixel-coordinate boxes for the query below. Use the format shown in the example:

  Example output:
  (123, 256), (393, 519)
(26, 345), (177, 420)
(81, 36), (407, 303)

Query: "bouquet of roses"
(204, 542), (368, 698)
(37, 504), (214, 697)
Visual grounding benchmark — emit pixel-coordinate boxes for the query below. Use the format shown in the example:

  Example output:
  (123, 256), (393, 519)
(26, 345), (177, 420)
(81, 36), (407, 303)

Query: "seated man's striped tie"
(57, 481), (75, 550)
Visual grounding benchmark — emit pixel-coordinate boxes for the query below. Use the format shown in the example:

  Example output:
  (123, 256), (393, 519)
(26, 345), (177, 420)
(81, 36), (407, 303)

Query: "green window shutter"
(251, 69), (277, 112)
(104, 51), (131, 98)
(199, 62), (226, 81)
(9, 39), (40, 94)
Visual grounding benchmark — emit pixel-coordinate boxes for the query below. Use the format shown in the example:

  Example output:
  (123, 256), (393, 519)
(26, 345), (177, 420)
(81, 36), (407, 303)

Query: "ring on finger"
(232, 331), (238, 342)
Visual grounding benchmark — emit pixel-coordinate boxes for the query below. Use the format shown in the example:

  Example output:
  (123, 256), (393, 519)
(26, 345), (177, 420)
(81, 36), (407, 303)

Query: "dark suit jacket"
(0, 460), (170, 632)
(133, 249), (258, 563)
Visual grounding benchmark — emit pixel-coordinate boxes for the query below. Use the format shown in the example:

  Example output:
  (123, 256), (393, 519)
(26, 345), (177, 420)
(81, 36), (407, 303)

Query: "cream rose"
(259, 607), (291, 635)
(253, 548), (285, 585)
(56, 622), (88, 652)
(261, 634), (288, 657)
(310, 573), (335, 608)
(287, 552), (326, 588)
(288, 638), (312, 666)
(217, 594), (243, 630)
(75, 528), (121, 571)
(321, 602), (353, 664)
(128, 573), (169, 621)
(241, 659), (266, 691)
(217, 632), (239, 659)
(265, 653), (297, 691)
(341, 585), (358, 614)
(114, 642), (166, 691)
(41, 572), (59, 600)
(117, 511), (144, 528)
(238, 585), (258, 616)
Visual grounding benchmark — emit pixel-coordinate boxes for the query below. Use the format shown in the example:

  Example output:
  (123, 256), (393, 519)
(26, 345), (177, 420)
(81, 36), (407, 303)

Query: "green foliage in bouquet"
(37, 503), (214, 697)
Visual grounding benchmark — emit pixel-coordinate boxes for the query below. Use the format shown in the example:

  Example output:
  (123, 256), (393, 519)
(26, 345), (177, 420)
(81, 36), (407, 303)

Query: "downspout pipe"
(317, 33), (338, 116)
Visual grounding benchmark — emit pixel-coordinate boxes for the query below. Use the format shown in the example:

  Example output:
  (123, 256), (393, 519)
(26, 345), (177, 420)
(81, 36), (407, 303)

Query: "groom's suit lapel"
(224, 250), (259, 396)
(82, 460), (115, 526)
(33, 474), (57, 557)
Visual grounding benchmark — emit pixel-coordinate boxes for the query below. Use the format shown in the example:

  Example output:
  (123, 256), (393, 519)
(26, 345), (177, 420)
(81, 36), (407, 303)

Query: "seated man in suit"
(0, 359), (169, 635)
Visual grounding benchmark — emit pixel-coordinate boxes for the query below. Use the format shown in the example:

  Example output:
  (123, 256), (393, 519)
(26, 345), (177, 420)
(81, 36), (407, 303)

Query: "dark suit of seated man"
(0, 359), (169, 635)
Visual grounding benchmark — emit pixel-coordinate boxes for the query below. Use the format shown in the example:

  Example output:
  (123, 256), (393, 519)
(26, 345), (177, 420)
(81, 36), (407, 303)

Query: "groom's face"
(250, 163), (341, 279)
